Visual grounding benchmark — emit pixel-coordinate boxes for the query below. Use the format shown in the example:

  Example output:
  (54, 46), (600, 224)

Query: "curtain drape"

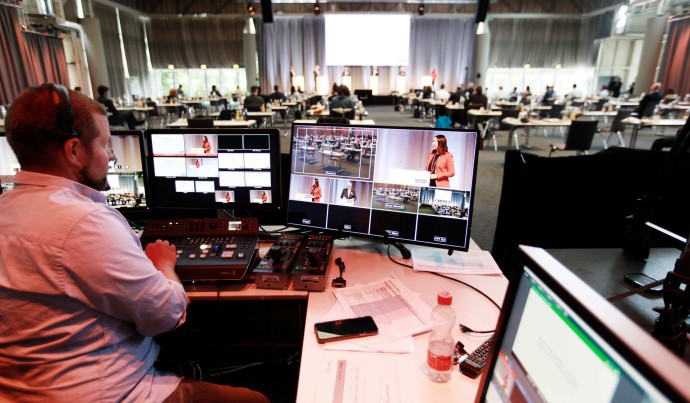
(0, 4), (69, 105)
(658, 18), (690, 97)
(408, 17), (476, 91)
(93, 3), (125, 97)
(259, 17), (324, 94)
(489, 12), (614, 68)
(489, 19), (581, 68)
(259, 16), (475, 95)
(146, 15), (244, 69)
(22, 33), (70, 86)
(0, 5), (31, 104)
(119, 12), (151, 98)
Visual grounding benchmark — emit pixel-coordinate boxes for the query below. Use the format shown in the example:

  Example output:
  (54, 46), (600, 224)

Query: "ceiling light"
(167, 64), (174, 70)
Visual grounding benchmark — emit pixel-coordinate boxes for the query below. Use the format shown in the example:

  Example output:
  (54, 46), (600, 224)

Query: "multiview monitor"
(476, 245), (690, 403)
(286, 124), (480, 251)
(1, 131), (149, 217)
(106, 130), (149, 214)
(145, 128), (281, 211)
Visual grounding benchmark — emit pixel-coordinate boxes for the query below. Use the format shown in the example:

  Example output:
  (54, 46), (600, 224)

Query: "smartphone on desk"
(314, 316), (378, 344)
(624, 273), (663, 294)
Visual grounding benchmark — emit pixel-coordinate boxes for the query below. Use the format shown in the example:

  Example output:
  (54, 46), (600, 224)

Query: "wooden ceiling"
(99, 0), (626, 16)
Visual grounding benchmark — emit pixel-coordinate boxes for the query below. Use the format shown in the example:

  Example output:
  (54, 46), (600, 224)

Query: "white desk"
(621, 117), (687, 148)
(296, 240), (507, 403)
(246, 111), (276, 127)
(502, 117), (572, 149)
(293, 119), (376, 126)
(166, 119), (257, 128)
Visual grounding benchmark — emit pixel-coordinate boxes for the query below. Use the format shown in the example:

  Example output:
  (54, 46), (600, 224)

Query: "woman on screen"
(311, 178), (322, 202)
(225, 192), (232, 202)
(425, 135), (455, 188)
(202, 136), (211, 154)
(261, 191), (268, 203)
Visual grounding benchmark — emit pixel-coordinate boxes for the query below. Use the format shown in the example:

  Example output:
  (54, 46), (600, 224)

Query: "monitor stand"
(383, 232), (411, 259)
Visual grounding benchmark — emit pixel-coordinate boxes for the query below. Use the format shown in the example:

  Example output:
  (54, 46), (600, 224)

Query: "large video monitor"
(145, 128), (281, 211)
(106, 130), (149, 214)
(286, 124), (480, 251)
(476, 245), (690, 403)
(1, 131), (149, 217)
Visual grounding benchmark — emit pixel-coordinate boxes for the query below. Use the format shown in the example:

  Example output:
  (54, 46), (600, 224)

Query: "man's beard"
(80, 167), (110, 191)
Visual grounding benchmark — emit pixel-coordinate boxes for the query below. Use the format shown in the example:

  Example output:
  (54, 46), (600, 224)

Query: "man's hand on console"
(145, 240), (181, 284)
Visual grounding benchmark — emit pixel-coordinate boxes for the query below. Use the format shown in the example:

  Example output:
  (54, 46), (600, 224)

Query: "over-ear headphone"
(41, 82), (80, 139)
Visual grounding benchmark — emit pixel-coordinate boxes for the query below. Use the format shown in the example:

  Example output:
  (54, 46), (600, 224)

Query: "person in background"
(463, 82), (475, 103)
(0, 83), (268, 402)
(96, 85), (144, 129)
(492, 85), (508, 101)
(449, 85), (465, 104)
(243, 86), (265, 111)
(435, 84), (450, 102)
(469, 86), (488, 109)
(176, 85), (185, 98)
(635, 82), (662, 118)
(425, 134), (455, 188)
(431, 68), (438, 86)
(342, 67), (350, 77)
(542, 85), (555, 104)
(372, 66), (380, 77)
(598, 85), (610, 98)
(399, 66), (406, 76)
(269, 85), (286, 103)
(210, 85), (222, 98)
(567, 84), (583, 100)
(329, 85), (355, 120)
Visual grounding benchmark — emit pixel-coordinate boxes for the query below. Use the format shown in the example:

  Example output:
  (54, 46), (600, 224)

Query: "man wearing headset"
(0, 84), (268, 402)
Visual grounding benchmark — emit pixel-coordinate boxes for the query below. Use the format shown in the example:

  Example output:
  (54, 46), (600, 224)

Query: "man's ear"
(62, 138), (84, 167)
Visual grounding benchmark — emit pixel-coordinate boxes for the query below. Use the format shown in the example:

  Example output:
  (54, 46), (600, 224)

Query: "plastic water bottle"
(427, 291), (456, 383)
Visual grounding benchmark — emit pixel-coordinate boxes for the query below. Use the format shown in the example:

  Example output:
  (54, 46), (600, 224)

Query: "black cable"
(428, 271), (501, 310)
(385, 245), (501, 310)
(459, 323), (495, 334)
(387, 244), (413, 268)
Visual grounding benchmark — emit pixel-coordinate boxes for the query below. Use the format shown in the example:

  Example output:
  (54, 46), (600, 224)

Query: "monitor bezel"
(285, 123), (480, 252)
(107, 129), (151, 216)
(144, 128), (282, 212)
(475, 245), (690, 403)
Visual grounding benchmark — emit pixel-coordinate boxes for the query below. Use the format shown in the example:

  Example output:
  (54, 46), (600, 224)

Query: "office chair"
(603, 109), (633, 148)
(187, 117), (215, 128)
(548, 119), (599, 157)
(245, 105), (262, 112)
(316, 116), (350, 125)
(218, 109), (235, 120)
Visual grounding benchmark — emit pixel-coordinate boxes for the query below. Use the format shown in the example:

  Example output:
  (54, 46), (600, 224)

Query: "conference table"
(501, 117), (572, 149)
(246, 111), (276, 127)
(467, 109), (502, 140)
(621, 117), (688, 148)
(294, 238), (507, 403)
(166, 118), (257, 128)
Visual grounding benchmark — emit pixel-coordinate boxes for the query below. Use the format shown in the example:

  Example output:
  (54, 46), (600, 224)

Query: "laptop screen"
(477, 246), (690, 403)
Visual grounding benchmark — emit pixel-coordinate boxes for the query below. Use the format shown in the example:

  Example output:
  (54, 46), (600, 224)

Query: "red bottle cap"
(437, 291), (452, 305)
